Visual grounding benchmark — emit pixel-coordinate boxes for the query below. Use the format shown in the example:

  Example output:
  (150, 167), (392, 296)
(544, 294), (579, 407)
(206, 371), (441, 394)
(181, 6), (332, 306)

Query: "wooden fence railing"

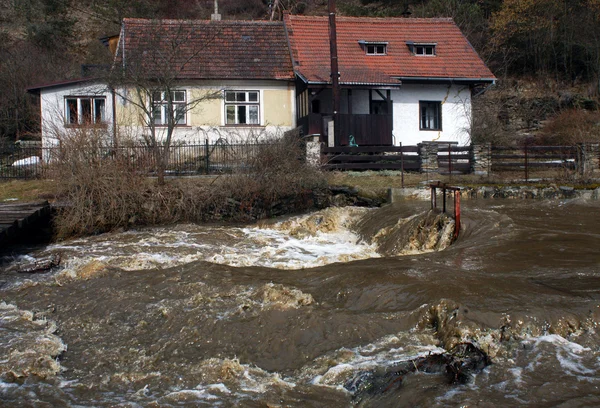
(321, 145), (420, 171)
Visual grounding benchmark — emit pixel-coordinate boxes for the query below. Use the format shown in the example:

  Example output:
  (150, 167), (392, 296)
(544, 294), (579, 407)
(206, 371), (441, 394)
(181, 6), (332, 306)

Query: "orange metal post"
(454, 190), (461, 239)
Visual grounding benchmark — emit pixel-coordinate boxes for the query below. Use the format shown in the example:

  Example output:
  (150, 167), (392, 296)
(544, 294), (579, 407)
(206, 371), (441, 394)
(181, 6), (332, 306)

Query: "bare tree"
(108, 19), (222, 184)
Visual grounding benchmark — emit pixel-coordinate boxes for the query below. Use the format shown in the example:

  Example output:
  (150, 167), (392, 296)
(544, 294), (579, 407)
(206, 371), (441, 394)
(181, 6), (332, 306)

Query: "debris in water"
(16, 253), (61, 274)
(344, 342), (491, 402)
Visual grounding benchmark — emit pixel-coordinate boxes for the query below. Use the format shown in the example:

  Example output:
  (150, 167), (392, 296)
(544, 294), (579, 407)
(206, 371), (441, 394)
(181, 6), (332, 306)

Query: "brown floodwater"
(1, 197), (600, 407)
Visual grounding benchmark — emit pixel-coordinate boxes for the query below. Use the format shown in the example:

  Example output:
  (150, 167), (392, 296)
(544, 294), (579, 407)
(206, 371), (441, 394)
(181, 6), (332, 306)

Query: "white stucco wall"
(307, 83), (472, 146)
(40, 82), (115, 150)
(391, 84), (472, 146)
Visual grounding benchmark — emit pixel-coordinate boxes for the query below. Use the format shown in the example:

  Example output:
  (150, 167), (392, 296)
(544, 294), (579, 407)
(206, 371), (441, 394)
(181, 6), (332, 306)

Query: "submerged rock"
(367, 209), (456, 256)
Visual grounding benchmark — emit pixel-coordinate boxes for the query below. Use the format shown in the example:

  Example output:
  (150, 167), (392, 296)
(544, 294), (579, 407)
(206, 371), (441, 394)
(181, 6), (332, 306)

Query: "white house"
(29, 15), (495, 150)
(284, 14), (496, 146)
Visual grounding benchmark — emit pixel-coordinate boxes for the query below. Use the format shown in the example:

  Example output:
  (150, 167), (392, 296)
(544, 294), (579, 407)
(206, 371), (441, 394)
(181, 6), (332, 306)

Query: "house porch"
(296, 86), (395, 146)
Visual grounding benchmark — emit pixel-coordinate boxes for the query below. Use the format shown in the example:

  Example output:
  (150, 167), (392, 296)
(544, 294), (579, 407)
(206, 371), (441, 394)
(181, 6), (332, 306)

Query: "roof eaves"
(26, 78), (102, 94)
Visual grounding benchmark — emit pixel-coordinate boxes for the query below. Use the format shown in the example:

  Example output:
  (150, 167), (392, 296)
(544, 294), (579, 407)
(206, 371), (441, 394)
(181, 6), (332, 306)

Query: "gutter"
(393, 76), (496, 84)
(473, 80), (497, 97)
(302, 79), (402, 88)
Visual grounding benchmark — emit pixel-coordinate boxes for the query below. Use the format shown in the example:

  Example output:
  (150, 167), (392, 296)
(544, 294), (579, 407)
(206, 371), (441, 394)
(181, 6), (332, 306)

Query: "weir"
(430, 182), (461, 239)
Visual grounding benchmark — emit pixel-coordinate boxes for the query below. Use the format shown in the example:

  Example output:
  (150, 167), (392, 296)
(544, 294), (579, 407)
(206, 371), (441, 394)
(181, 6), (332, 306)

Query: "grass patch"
(0, 179), (56, 202)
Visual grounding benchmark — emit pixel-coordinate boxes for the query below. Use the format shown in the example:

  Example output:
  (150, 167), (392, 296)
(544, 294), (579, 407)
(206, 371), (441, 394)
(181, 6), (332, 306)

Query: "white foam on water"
(307, 333), (442, 389)
(209, 227), (379, 269)
(205, 383), (231, 394)
(536, 335), (595, 376)
(162, 389), (220, 401)
(24, 208), (381, 272)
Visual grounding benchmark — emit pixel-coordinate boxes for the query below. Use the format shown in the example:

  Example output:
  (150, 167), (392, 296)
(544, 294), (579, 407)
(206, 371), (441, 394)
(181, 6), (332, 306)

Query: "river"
(1, 197), (600, 407)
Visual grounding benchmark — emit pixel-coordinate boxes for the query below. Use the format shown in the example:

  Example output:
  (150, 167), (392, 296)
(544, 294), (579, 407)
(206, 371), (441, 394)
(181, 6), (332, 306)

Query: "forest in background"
(1, 0), (599, 143)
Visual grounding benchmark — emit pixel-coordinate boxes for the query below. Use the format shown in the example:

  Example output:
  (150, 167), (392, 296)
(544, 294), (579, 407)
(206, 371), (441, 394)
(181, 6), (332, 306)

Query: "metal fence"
(0, 141), (272, 179)
(0, 143), (43, 179)
(490, 145), (579, 181)
(1, 140), (595, 181)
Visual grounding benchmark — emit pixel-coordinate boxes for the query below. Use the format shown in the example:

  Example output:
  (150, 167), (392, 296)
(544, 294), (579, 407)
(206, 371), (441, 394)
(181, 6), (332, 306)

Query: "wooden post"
(448, 142), (452, 183)
(329, 0), (340, 146)
(400, 143), (404, 188)
(443, 187), (447, 213)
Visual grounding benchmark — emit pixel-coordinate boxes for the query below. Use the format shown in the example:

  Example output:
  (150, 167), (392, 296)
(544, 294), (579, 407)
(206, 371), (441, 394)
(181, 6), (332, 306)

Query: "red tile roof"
(120, 19), (294, 81)
(284, 15), (495, 85)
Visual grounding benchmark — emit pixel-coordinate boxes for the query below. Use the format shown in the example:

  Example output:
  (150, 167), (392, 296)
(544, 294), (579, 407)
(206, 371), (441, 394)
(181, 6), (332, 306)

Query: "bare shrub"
(539, 109), (600, 145)
(213, 130), (327, 221)
(49, 127), (148, 238)
(51, 128), (327, 238)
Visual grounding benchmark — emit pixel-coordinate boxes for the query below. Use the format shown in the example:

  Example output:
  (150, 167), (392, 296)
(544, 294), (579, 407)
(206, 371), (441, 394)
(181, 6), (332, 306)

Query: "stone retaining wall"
(388, 186), (600, 202)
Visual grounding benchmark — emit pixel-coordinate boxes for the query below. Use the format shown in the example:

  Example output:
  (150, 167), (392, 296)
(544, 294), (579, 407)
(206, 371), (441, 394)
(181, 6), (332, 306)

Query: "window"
(151, 91), (187, 126)
(420, 101), (442, 131)
(225, 91), (260, 125)
(370, 100), (388, 115)
(366, 44), (387, 55)
(414, 44), (436, 56)
(65, 97), (106, 125)
(359, 40), (388, 55)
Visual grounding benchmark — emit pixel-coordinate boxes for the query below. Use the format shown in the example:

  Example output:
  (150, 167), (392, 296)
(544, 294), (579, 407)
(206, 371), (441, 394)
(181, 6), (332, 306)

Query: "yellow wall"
(116, 100), (144, 126)
(114, 84), (294, 128)
(189, 89), (221, 126)
(263, 87), (294, 127)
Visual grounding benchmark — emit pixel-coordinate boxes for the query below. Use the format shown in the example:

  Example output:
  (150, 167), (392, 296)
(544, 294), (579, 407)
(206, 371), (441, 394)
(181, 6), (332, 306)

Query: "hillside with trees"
(1, 0), (599, 144)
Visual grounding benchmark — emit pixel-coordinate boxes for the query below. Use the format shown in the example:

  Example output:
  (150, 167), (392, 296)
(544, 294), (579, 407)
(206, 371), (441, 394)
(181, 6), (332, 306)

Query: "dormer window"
(359, 40), (388, 55)
(407, 42), (436, 56)
(367, 44), (386, 55)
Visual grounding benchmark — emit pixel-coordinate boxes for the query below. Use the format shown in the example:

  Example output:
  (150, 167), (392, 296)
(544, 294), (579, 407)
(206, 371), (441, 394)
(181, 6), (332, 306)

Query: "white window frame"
(414, 44), (436, 56)
(151, 90), (187, 126)
(224, 90), (260, 126)
(64, 96), (106, 125)
(366, 44), (387, 55)
(420, 101), (442, 131)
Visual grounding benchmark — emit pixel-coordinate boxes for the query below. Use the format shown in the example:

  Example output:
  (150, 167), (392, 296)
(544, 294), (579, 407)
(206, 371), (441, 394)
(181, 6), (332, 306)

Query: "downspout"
(112, 87), (118, 148)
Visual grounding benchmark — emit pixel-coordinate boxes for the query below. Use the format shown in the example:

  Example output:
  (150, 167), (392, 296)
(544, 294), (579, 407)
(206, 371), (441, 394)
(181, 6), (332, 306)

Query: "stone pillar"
(471, 143), (491, 175)
(577, 143), (600, 176)
(419, 142), (439, 173)
(306, 135), (322, 167)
